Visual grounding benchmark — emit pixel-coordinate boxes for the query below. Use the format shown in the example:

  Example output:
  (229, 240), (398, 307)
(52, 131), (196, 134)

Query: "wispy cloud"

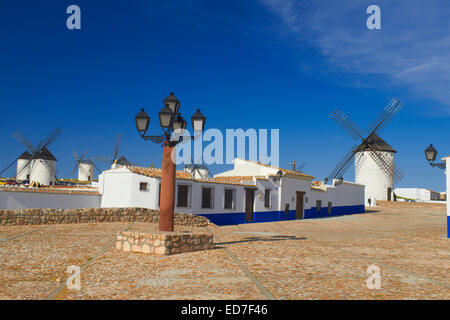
(259, 0), (450, 114)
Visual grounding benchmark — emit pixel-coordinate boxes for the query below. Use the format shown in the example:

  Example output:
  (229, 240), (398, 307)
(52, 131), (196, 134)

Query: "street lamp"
(425, 144), (446, 169)
(134, 93), (206, 232)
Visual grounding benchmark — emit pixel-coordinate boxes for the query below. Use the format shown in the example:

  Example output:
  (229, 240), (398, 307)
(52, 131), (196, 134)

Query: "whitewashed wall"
(99, 167), (159, 209)
(0, 190), (101, 210)
(394, 188), (431, 201)
(278, 177), (313, 212)
(355, 151), (394, 204)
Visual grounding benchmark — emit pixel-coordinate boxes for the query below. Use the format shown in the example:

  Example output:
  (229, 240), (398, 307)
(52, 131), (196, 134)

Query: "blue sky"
(0, 0), (449, 191)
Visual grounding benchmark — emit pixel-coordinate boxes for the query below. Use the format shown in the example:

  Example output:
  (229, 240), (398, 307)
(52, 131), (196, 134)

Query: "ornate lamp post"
(135, 93), (206, 232)
(424, 144), (446, 169)
(424, 144), (449, 239)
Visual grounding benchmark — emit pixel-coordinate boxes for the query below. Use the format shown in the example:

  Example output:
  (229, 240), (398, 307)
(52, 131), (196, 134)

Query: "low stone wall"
(116, 231), (215, 255)
(377, 200), (446, 210)
(0, 207), (212, 227)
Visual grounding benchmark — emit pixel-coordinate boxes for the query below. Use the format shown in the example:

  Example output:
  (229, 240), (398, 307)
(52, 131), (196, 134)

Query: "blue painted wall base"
(448, 216), (449, 239)
(197, 205), (365, 226)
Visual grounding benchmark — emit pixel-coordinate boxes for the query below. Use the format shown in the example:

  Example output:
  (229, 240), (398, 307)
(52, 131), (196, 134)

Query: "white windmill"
(0, 128), (61, 186)
(73, 150), (99, 182)
(184, 157), (211, 180)
(327, 98), (405, 205)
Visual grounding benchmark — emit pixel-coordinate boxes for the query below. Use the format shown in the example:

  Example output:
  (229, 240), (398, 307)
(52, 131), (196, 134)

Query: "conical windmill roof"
(37, 147), (58, 161)
(354, 133), (396, 153)
(18, 151), (33, 160)
(116, 156), (132, 165)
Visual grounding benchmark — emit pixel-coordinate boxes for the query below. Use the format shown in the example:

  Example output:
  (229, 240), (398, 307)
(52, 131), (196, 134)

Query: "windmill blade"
(73, 149), (79, 161)
(366, 151), (404, 185)
(37, 127), (62, 151)
(79, 150), (88, 162)
(297, 162), (307, 171)
(72, 163), (80, 176)
(364, 98), (402, 137)
(373, 100), (404, 136)
(13, 131), (37, 154)
(0, 157), (21, 177)
(94, 164), (102, 174)
(41, 159), (58, 182)
(327, 145), (358, 180)
(14, 158), (34, 180)
(366, 144), (405, 184)
(112, 133), (122, 162)
(330, 109), (365, 141)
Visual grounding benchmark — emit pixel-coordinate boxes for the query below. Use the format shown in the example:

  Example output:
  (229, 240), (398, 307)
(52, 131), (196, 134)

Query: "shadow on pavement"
(215, 235), (306, 246)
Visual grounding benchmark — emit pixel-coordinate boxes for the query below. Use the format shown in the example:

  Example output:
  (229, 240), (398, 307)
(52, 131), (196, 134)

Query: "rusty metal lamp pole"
(134, 93), (206, 232)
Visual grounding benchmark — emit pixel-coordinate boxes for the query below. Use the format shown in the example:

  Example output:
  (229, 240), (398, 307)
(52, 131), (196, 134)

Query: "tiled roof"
(128, 166), (193, 180)
(211, 175), (268, 184)
(127, 166), (257, 187)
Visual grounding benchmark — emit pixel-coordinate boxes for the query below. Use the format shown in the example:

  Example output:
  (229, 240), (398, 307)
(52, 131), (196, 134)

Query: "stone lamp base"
(116, 231), (214, 255)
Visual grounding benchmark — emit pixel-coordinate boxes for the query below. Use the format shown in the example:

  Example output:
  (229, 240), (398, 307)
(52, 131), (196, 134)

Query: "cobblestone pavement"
(0, 206), (448, 300)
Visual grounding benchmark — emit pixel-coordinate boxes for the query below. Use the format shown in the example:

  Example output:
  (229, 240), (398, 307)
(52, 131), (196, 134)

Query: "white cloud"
(259, 0), (450, 114)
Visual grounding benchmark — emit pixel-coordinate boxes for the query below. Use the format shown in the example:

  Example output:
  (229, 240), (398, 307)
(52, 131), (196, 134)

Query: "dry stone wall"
(0, 207), (212, 227)
(116, 231), (215, 255)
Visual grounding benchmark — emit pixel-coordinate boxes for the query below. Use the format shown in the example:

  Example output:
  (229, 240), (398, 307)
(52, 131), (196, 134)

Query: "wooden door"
(296, 192), (305, 219)
(387, 188), (392, 201)
(245, 189), (255, 221)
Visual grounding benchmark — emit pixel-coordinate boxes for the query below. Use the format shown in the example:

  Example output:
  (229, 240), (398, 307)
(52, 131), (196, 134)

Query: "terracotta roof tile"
(127, 166), (256, 187)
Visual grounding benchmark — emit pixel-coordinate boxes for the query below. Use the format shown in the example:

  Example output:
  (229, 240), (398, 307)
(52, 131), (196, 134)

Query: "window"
(202, 187), (214, 209)
(285, 203), (290, 215)
(264, 189), (271, 208)
(224, 189), (235, 210)
(158, 183), (161, 207)
(139, 182), (148, 192)
(328, 202), (332, 214)
(316, 200), (322, 212)
(177, 185), (189, 208)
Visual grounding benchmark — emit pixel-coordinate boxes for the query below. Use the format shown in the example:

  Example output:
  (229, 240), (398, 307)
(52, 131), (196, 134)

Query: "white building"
(99, 158), (365, 226)
(355, 133), (396, 205)
(394, 188), (443, 202)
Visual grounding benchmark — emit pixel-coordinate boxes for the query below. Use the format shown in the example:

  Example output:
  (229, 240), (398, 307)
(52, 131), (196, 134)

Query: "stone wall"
(376, 200), (446, 210)
(0, 207), (213, 227)
(116, 231), (214, 255)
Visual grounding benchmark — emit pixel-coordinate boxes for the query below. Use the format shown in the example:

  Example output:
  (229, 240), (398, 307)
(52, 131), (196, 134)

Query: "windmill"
(184, 157), (211, 179)
(93, 133), (134, 169)
(72, 149), (102, 182)
(289, 160), (307, 173)
(0, 128), (61, 186)
(326, 98), (405, 204)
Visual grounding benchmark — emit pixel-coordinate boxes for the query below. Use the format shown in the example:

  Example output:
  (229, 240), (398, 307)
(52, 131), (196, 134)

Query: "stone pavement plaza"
(0, 204), (448, 300)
